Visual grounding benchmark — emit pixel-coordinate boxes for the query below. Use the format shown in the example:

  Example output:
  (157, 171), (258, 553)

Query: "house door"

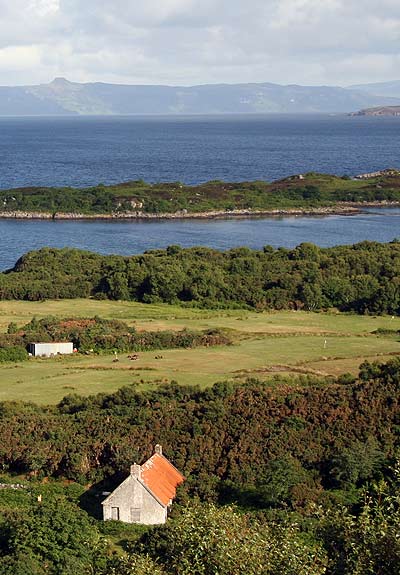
(111, 507), (120, 520)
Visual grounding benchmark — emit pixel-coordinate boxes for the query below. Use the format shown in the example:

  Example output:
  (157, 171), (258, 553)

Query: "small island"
(350, 105), (400, 117)
(0, 169), (400, 220)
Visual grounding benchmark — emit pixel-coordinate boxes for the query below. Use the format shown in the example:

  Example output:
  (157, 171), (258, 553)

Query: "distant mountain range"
(1, 77), (400, 116)
(348, 80), (400, 99)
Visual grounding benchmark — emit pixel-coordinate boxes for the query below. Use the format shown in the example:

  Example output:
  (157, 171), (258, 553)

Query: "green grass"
(1, 172), (395, 215)
(0, 299), (399, 404)
(1, 299), (399, 333)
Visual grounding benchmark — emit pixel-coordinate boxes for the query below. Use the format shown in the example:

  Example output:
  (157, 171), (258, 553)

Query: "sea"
(0, 113), (400, 270)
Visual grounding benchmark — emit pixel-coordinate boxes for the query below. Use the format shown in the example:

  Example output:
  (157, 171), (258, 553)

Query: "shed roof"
(141, 453), (184, 506)
(29, 341), (73, 345)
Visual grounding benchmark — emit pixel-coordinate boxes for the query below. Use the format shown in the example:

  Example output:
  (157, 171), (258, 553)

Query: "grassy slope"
(1, 172), (398, 215)
(0, 299), (400, 404)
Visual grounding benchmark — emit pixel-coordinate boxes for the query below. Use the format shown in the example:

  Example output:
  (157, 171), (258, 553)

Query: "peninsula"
(351, 105), (400, 116)
(1, 169), (400, 220)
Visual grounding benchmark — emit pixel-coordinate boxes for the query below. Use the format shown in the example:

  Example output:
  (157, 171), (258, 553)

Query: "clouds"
(29, 0), (60, 17)
(0, 0), (399, 86)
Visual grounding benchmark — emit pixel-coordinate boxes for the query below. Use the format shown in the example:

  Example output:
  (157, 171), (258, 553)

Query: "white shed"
(28, 342), (74, 357)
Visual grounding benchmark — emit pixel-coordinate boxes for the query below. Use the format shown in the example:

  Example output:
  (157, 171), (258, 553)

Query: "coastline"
(0, 201), (398, 220)
(0, 204), (365, 221)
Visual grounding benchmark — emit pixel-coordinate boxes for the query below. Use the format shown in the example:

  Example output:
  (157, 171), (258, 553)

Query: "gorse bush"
(0, 316), (231, 355)
(0, 346), (28, 363)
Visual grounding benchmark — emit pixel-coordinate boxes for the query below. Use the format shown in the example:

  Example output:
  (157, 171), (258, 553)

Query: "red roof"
(141, 453), (184, 506)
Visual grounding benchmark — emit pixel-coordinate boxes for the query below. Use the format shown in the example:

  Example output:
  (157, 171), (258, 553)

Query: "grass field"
(0, 299), (399, 404)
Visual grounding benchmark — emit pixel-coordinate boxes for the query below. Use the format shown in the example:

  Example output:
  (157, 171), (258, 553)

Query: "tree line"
(1, 241), (400, 314)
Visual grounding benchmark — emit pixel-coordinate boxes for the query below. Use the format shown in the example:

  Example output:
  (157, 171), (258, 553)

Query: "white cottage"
(102, 445), (184, 525)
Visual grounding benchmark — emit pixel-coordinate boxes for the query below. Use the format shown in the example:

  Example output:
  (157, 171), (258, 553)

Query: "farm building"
(102, 445), (184, 524)
(28, 342), (74, 357)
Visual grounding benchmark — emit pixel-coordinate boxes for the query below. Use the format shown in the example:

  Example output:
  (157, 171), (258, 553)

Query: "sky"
(0, 0), (399, 86)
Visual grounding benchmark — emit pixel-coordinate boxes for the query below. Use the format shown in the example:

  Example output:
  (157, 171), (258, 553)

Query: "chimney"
(130, 463), (141, 479)
(155, 444), (163, 456)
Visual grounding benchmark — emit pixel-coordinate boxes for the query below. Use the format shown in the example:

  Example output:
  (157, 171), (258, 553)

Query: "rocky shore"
(0, 205), (366, 220)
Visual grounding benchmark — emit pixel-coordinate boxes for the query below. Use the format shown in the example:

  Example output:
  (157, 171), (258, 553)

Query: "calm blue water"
(0, 114), (399, 188)
(0, 114), (400, 270)
(1, 208), (399, 271)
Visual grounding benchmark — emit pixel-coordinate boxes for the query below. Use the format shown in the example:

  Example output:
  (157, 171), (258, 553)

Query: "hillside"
(349, 79), (400, 99)
(1, 77), (400, 115)
(0, 359), (399, 573)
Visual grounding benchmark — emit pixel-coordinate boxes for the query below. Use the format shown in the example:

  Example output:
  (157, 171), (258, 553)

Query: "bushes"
(2, 173), (400, 216)
(0, 346), (28, 363)
(317, 466), (400, 575)
(2, 241), (400, 314)
(0, 316), (232, 355)
(0, 358), (399, 496)
(0, 476), (398, 575)
(140, 501), (327, 575)
(0, 359), (399, 572)
(0, 493), (103, 575)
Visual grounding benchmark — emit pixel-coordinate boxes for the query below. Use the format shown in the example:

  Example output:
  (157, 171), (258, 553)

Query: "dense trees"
(1, 241), (400, 314)
(0, 358), (398, 497)
(317, 466), (400, 575)
(0, 480), (398, 574)
(0, 359), (399, 573)
(0, 497), (102, 574)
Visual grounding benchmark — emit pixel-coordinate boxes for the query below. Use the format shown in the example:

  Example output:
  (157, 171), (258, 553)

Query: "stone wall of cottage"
(102, 473), (167, 525)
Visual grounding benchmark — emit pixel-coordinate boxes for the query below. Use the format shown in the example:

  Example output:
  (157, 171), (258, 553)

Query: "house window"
(111, 507), (120, 520)
(130, 507), (141, 522)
